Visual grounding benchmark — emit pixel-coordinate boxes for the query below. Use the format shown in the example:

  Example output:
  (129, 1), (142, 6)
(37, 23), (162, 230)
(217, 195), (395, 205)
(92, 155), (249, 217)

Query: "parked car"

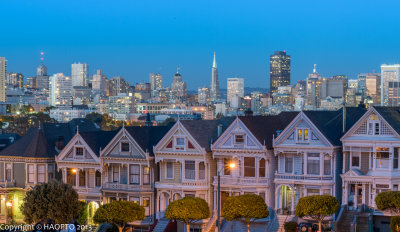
(297, 222), (318, 232)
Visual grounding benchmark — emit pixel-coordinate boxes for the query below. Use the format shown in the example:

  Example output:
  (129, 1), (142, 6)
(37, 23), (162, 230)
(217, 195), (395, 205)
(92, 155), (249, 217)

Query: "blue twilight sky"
(2, 0), (400, 90)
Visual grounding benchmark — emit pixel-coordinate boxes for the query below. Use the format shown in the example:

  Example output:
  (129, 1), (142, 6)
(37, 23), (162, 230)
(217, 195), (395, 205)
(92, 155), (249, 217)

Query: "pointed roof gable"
(79, 130), (120, 156)
(238, 112), (299, 149)
(373, 106), (400, 135)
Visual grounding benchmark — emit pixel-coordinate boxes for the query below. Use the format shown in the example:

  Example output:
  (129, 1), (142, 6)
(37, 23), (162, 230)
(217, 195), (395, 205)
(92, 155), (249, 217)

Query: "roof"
(180, 117), (235, 152)
(304, 107), (367, 146)
(79, 130), (120, 156)
(373, 106), (400, 136)
(239, 112), (299, 149)
(125, 125), (173, 156)
(0, 133), (20, 151)
(0, 119), (99, 158)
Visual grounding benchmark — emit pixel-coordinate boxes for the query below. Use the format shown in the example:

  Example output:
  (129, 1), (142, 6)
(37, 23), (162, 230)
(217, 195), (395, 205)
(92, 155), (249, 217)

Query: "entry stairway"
(335, 207), (370, 232)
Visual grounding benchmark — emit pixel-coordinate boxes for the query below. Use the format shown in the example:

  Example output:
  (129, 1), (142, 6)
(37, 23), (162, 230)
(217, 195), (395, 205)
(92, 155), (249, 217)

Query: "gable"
(274, 113), (332, 148)
(57, 134), (99, 163)
(101, 128), (147, 159)
(155, 122), (205, 154)
(212, 118), (264, 151)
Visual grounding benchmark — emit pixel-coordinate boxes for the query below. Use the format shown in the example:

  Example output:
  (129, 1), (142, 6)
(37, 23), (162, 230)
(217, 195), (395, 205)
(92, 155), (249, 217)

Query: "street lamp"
(217, 161), (236, 232)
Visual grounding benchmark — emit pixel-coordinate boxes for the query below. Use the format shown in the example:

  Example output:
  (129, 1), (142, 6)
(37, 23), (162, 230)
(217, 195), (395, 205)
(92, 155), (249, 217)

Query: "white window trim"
(120, 141), (130, 153)
(27, 164), (35, 184)
(165, 162), (174, 180)
(74, 146), (84, 158)
(184, 160), (196, 181)
(296, 128), (309, 142)
(350, 152), (361, 169)
(5, 163), (12, 182)
(234, 134), (245, 145)
(367, 120), (380, 135)
(174, 137), (186, 151)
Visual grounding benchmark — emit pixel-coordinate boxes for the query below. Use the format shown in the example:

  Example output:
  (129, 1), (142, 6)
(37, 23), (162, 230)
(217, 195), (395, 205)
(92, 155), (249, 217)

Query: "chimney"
(217, 124), (222, 137)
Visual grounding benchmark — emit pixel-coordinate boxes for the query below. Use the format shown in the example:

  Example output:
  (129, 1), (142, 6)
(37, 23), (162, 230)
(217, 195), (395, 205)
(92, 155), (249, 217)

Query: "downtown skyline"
(2, 0), (400, 89)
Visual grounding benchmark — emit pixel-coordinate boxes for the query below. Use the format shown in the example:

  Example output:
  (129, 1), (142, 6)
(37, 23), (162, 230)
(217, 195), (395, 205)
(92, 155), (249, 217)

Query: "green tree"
(295, 195), (339, 232)
(93, 201), (145, 232)
(20, 180), (82, 224)
(165, 197), (210, 232)
(284, 221), (298, 232)
(77, 201), (88, 225)
(375, 191), (400, 232)
(222, 194), (269, 232)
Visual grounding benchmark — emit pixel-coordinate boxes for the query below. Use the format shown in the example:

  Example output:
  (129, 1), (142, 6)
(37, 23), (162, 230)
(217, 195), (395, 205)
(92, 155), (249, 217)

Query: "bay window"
(37, 164), (46, 183)
(376, 147), (390, 169)
(185, 161), (196, 180)
(324, 155), (331, 175)
(199, 162), (205, 180)
(166, 162), (174, 179)
(285, 155), (293, 173)
(307, 153), (320, 175)
(244, 157), (255, 177)
(129, 164), (140, 184)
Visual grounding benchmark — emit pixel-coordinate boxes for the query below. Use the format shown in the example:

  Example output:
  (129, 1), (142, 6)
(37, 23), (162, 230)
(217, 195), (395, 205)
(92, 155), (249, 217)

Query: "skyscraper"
(306, 64), (323, 108)
(0, 57), (6, 102)
(381, 64), (400, 106)
(92, 70), (107, 95)
(149, 73), (162, 97)
(270, 51), (291, 94)
(49, 73), (72, 107)
(36, 63), (49, 90)
(366, 74), (381, 105)
(71, 62), (89, 87)
(197, 87), (209, 104)
(171, 71), (187, 102)
(227, 77), (244, 104)
(209, 52), (220, 101)
(107, 76), (129, 96)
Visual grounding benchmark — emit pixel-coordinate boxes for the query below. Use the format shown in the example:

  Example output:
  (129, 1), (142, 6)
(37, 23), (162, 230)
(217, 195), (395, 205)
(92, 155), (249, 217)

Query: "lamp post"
(217, 162), (236, 232)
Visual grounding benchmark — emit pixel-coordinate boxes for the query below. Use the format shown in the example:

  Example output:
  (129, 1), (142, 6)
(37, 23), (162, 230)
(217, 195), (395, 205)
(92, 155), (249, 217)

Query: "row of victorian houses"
(0, 106), (398, 231)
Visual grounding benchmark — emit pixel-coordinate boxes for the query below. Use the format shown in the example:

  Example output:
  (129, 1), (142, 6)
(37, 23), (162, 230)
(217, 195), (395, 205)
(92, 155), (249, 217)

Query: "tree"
(284, 221), (298, 232)
(375, 191), (400, 232)
(165, 196), (210, 232)
(93, 201), (145, 232)
(222, 194), (269, 232)
(20, 180), (82, 224)
(77, 201), (88, 225)
(295, 195), (339, 232)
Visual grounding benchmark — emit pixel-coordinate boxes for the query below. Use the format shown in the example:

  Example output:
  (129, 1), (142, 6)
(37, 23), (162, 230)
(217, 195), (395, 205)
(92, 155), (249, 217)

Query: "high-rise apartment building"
(381, 64), (400, 106)
(92, 70), (107, 95)
(49, 73), (73, 107)
(107, 76), (129, 96)
(150, 73), (162, 97)
(71, 62), (89, 87)
(365, 74), (381, 105)
(227, 78), (244, 105)
(270, 51), (290, 94)
(0, 58), (6, 102)
(209, 52), (220, 101)
(36, 64), (49, 90)
(6, 73), (24, 88)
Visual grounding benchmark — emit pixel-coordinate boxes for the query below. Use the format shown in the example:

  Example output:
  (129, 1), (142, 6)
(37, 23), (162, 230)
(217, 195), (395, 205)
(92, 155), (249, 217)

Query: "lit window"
(297, 129), (309, 142)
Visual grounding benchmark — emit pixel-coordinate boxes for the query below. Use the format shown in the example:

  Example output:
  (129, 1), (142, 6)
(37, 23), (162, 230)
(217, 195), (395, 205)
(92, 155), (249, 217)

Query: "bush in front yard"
(284, 221), (298, 232)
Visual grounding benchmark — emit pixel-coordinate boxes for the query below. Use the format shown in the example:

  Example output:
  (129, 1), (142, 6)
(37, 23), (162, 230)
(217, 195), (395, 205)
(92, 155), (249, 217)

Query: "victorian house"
(153, 119), (233, 230)
(272, 108), (365, 216)
(211, 113), (298, 213)
(0, 119), (98, 224)
(340, 106), (400, 231)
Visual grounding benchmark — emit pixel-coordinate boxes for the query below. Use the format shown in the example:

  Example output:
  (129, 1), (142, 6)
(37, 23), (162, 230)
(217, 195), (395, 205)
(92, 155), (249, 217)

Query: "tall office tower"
(26, 77), (36, 89)
(149, 73), (163, 97)
(36, 63), (49, 89)
(107, 76), (129, 96)
(197, 87), (209, 104)
(321, 77), (346, 99)
(365, 74), (381, 105)
(357, 73), (367, 96)
(209, 52), (220, 101)
(227, 77), (244, 104)
(171, 71), (187, 102)
(381, 64), (400, 106)
(6, 73), (24, 88)
(92, 70), (107, 95)
(49, 73), (72, 107)
(270, 51), (291, 94)
(306, 64), (323, 108)
(71, 62), (89, 87)
(135, 82), (151, 100)
(0, 58), (6, 102)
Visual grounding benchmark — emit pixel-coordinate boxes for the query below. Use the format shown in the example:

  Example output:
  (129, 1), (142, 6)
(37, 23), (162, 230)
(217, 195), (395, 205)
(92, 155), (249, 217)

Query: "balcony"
(103, 182), (153, 192)
(275, 173), (333, 181)
(74, 187), (101, 194)
(213, 176), (269, 186)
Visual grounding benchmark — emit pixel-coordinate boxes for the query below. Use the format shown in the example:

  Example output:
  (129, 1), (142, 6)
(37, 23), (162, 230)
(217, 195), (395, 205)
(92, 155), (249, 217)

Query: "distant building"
(108, 93), (134, 119)
(209, 52), (220, 101)
(227, 77), (244, 106)
(92, 70), (107, 95)
(270, 51), (290, 94)
(50, 106), (94, 122)
(388, 82), (400, 106)
(107, 76), (129, 96)
(321, 78), (346, 99)
(71, 62), (89, 87)
(381, 64), (400, 106)
(36, 64), (49, 90)
(197, 87), (209, 104)
(171, 71), (187, 102)
(149, 73), (162, 97)
(6, 73), (23, 88)
(49, 73), (72, 107)
(357, 73), (367, 96)
(366, 73), (381, 105)
(306, 65), (323, 108)
(135, 82), (151, 101)
(0, 57), (6, 102)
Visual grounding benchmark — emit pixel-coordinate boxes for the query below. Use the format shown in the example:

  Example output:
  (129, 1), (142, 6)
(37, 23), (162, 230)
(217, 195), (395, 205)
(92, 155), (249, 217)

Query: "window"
(307, 153), (320, 175)
(185, 161), (196, 180)
(259, 158), (266, 177)
(27, 164), (34, 183)
(367, 115), (380, 135)
(5, 164), (12, 181)
(121, 142), (130, 152)
(75, 147), (84, 156)
(394, 148), (399, 169)
(244, 157), (255, 177)
(223, 158), (232, 175)
(307, 189), (320, 196)
(48, 165), (54, 181)
(235, 135), (244, 144)
(199, 162), (205, 180)
(323, 189), (331, 195)
(175, 138), (185, 150)
(285, 155), (293, 173)
(166, 162), (174, 179)
(394, 185), (399, 191)
(95, 171), (101, 187)
(129, 196), (140, 204)
(143, 167), (150, 184)
(297, 129), (309, 142)
(113, 165), (119, 182)
(324, 155), (331, 175)
(351, 153), (360, 168)
(79, 170), (85, 186)
(143, 197), (150, 216)
(376, 148), (390, 169)
(37, 164), (46, 183)
(129, 165), (140, 184)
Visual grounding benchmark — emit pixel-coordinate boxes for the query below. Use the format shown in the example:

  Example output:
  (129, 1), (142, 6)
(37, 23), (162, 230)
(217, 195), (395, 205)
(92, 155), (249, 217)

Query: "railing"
(74, 187), (101, 194)
(0, 180), (16, 188)
(213, 176), (269, 185)
(203, 211), (217, 232)
(181, 180), (209, 186)
(103, 182), (153, 191)
(275, 173), (333, 181)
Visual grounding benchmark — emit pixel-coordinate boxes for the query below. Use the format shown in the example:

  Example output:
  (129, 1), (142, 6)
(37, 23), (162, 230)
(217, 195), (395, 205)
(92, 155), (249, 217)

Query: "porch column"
(63, 168), (67, 183)
(304, 153), (307, 175)
(343, 152), (346, 173)
(139, 164), (143, 185)
(372, 183), (376, 207)
(362, 183), (366, 205)
(319, 153), (323, 176)
(291, 187), (295, 213)
(372, 152), (376, 171)
(343, 182), (348, 205)
(85, 169), (88, 188)
(76, 168), (79, 187)
(127, 164), (130, 185)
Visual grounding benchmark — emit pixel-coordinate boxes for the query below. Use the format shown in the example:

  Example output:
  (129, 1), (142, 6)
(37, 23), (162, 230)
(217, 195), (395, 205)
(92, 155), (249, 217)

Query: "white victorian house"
(211, 113), (298, 211)
(273, 108), (366, 215)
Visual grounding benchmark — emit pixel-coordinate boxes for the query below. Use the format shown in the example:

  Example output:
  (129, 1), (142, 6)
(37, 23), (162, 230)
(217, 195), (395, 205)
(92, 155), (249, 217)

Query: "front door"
(281, 186), (292, 214)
